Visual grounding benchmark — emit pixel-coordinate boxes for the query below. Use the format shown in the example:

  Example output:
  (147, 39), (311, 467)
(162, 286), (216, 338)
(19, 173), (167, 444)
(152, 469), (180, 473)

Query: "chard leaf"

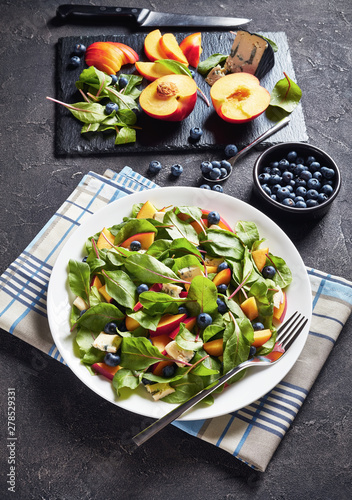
(115, 126), (136, 145)
(235, 221), (259, 248)
(76, 66), (112, 92)
(117, 108), (137, 126)
(156, 59), (193, 77)
(68, 259), (90, 303)
(81, 122), (100, 134)
(268, 253), (292, 288)
(164, 374), (205, 404)
(197, 53), (228, 75)
(202, 312), (225, 342)
(76, 303), (124, 333)
(124, 253), (182, 284)
(82, 347), (106, 365)
(112, 368), (140, 395)
(191, 350), (221, 377)
(65, 102), (107, 124)
(169, 238), (202, 259)
(269, 73), (302, 113)
(222, 319), (251, 383)
(186, 275), (218, 316)
(175, 323), (204, 351)
(139, 291), (186, 315)
(163, 211), (199, 245)
(200, 228), (244, 261)
(75, 327), (96, 356)
(112, 219), (157, 244)
(103, 269), (137, 309)
(126, 308), (161, 330)
(120, 337), (169, 370)
(146, 239), (172, 259)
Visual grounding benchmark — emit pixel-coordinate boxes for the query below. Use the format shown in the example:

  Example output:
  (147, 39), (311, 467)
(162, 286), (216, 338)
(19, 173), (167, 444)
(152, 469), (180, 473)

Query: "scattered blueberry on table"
(69, 55), (81, 68)
(171, 164), (183, 177)
(189, 127), (203, 140)
(73, 43), (86, 56)
(148, 160), (162, 174)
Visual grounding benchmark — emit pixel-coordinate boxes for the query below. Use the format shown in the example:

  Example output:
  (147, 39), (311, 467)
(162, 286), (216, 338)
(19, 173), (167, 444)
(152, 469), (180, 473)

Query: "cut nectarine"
(210, 73), (271, 124)
(240, 296), (258, 321)
(125, 316), (140, 331)
(92, 362), (122, 380)
(98, 284), (112, 303)
(150, 313), (188, 337)
(273, 291), (287, 323)
(135, 61), (174, 82)
(144, 29), (168, 61)
(213, 268), (232, 287)
(252, 247), (269, 272)
(203, 338), (223, 357)
(160, 33), (189, 66)
(136, 200), (157, 219)
(119, 232), (155, 250)
(180, 32), (202, 67)
(252, 329), (272, 347)
(139, 74), (197, 122)
(96, 227), (115, 250)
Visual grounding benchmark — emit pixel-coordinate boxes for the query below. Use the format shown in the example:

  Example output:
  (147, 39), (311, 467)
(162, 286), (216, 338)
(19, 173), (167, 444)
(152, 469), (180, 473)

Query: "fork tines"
(276, 312), (308, 351)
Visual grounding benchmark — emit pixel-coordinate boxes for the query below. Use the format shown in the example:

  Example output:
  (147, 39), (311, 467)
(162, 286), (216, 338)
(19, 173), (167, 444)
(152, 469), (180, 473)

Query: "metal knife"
(56, 5), (251, 28)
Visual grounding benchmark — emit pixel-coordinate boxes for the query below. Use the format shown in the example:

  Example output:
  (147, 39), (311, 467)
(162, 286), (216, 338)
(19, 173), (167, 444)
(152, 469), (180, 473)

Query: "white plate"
(47, 186), (311, 421)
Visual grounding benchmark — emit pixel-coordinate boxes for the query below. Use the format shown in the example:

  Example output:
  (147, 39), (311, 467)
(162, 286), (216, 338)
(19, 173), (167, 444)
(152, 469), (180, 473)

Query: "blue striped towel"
(1, 167), (351, 471)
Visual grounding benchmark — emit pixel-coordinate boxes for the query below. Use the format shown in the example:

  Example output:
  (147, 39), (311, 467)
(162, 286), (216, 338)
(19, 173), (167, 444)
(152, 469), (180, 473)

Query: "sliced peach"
(252, 247), (269, 272)
(151, 333), (172, 353)
(177, 212), (209, 234)
(159, 33), (189, 66)
(273, 291), (287, 323)
(210, 73), (271, 124)
(92, 362), (122, 380)
(107, 42), (139, 64)
(206, 265), (219, 274)
(98, 284), (112, 303)
(136, 200), (157, 219)
(180, 32), (202, 67)
(125, 316), (140, 331)
(252, 329), (272, 347)
(96, 227), (115, 250)
(119, 232), (155, 250)
(144, 29), (168, 61)
(152, 359), (174, 376)
(203, 338), (223, 357)
(135, 61), (174, 82)
(85, 56), (118, 75)
(85, 43), (125, 72)
(139, 74), (197, 122)
(240, 296), (258, 321)
(91, 275), (103, 289)
(213, 268), (232, 287)
(169, 316), (197, 340)
(149, 313), (187, 337)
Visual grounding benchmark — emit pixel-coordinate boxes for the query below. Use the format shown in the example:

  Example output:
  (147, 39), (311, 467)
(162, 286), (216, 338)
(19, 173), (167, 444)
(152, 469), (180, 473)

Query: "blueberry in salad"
(68, 201), (292, 404)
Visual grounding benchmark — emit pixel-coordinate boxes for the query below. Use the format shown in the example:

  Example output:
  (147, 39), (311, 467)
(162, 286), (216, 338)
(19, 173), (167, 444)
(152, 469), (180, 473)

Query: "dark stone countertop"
(0, 1), (351, 499)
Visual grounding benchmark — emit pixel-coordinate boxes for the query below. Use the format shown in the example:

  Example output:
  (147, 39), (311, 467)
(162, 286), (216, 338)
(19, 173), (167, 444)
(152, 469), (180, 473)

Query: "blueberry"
(73, 43), (86, 56)
(293, 164), (305, 177)
(271, 194), (277, 201)
(317, 193), (329, 204)
(209, 168), (221, 180)
(268, 174), (282, 185)
(262, 185), (272, 196)
(307, 178), (321, 190)
(162, 364), (176, 378)
(295, 186), (307, 198)
(211, 160), (222, 170)
(295, 178), (307, 188)
(258, 173), (271, 184)
(296, 156), (305, 164)
(178, 306), (188, 315)
(295, 200), (307, 208)
(252, 322), (264, 331)
(118, 320), (128, 332)
(105, 102), (119, 115)
(217, 262), (229, 272)
(306, 189), (319, 200)
(321, 167), (335, 179)
(104, 352), (121, 367)
(217, 298), (228, 314)
(197, 312), (213, 328)
(200, 184), (211, 189)
(110, 74), (118, 84)
(306, 155), (316, 165)
(320, 184), (334, 196)
(249, 345), (257, 357)
(263, 166), (272, 174)
(282, 171), (294, 183)
(294, 196), (305, 203)
(282, 198), (295, 207)
(287, 151), (298, 162)
(207, 211), (220, 225)
(306, 199), (319, 207)
(286, 185), (294, 193)
(271, 184), (282, 195)
(269, 161), (280, 169)
(217, 284), (228, 294)
(119, 76), (129, 89)
(200, 161), (213, 174)
(224, 144), (238, 158)
(137, 284), (149, 294)
(212, 185), (224, 193)
(171, 164), (183, 177)
(220, 160), (232, 173)
(309, 161), (321, 172)
(130, 240), (142, 251)
(219, 168), (228, 179)
(278, 159), (290, 171)
(82, 256), (88, 262)
(262, 265), (276, 279)
(313, 171), (323, 182)
(270, 167), (282, 176)
(79, 309), (87, 317)
(148, 160), (162, 174)
(190, 127), (203, 140)
(103, 322), (118, 335)
(276, 187), (291, 201)
(69, 55), (81, 68)
(300, 170), (313, 181)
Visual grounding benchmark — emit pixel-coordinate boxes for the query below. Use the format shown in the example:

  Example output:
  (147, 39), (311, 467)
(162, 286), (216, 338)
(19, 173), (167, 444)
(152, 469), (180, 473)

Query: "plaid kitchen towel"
(1, 167), (351, 472)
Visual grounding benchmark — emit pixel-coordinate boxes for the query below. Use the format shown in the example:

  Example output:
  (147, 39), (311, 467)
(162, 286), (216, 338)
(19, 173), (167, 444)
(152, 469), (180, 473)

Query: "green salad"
(68, 201), (292, 405)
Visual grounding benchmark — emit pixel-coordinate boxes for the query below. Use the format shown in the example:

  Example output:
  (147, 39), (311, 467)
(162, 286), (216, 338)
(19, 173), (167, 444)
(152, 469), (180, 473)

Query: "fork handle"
(132, 359), (253, 446)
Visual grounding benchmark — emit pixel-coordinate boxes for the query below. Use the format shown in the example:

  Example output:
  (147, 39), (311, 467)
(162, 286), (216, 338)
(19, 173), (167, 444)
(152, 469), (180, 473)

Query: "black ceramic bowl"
(253, 142), (341, 219)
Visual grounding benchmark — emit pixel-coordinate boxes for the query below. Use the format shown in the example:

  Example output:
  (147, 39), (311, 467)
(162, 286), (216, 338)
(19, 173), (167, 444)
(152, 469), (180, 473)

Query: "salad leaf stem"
(185, 354), (210, 375)
(46, 96), (95, 114)
(228, 270), (251, 300)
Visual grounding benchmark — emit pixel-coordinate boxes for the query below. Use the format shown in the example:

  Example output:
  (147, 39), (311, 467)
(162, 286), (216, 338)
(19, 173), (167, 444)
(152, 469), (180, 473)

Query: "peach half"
(210, 73), (271, 124)
(180, 32), (202, 68)
(139, 74), (197, 122)
(135, 61), (175, 82)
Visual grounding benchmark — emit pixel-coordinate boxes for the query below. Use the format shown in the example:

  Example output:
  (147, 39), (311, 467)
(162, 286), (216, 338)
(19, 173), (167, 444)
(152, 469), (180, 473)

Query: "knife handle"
(56, 5), (148, 24)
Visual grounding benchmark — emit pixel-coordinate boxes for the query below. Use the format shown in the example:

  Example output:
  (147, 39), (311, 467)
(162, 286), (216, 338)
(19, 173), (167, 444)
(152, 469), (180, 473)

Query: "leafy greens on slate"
(68, 202), (292, 406)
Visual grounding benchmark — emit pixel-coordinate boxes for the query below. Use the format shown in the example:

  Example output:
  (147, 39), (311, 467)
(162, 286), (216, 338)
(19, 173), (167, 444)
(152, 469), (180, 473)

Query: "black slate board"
(55, 31), (308, 156)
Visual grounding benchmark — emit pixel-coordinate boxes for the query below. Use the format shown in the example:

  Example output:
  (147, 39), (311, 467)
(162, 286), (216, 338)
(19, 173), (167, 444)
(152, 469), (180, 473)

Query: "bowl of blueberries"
(253, 142), (341, 218)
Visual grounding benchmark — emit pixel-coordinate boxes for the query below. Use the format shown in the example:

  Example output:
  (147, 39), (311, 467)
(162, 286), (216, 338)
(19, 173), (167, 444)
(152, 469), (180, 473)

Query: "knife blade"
(56, 5), (251, 28)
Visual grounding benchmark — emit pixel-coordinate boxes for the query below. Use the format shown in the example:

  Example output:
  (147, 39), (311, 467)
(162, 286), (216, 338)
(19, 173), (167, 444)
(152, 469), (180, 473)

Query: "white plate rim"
(47, 186), (311, 421)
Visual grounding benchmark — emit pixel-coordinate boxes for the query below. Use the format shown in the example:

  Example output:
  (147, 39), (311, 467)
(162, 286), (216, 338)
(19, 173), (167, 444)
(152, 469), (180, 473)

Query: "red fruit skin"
(142, 92), (197, 122)
(180, 33), (202, 67)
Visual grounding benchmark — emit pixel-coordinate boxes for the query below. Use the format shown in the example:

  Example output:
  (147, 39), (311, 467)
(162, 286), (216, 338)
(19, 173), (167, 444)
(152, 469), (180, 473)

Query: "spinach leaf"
(120, 337), (170, 370)
(76, 303), (124, 333)
(103, 269), (137, 309)
(268, 73), (302, 117)
(164, 374), (205, 404)
(222, 319), (251, 383)
(197, 53), (228, 75)
(124, 253), (182, 284)
(186, 275), (218, 316)
(268, 253), (292, 288)
(112, 219), (157, 244)
(68, 259), (90, 304)
(75, 327), (96, 357)
(163, 211), (199, 245)
(112, 368), (141, 395)
(139, 291), (186, 315)
(199, 228), (244, 261)
(115, 126), (136, 145)
(235, 221), (260, 248)
(175, 323), (204, 351)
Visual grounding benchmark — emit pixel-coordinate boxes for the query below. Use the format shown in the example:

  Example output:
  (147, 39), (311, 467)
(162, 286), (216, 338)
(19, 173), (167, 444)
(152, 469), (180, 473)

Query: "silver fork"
(133, 311), (308, 446)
